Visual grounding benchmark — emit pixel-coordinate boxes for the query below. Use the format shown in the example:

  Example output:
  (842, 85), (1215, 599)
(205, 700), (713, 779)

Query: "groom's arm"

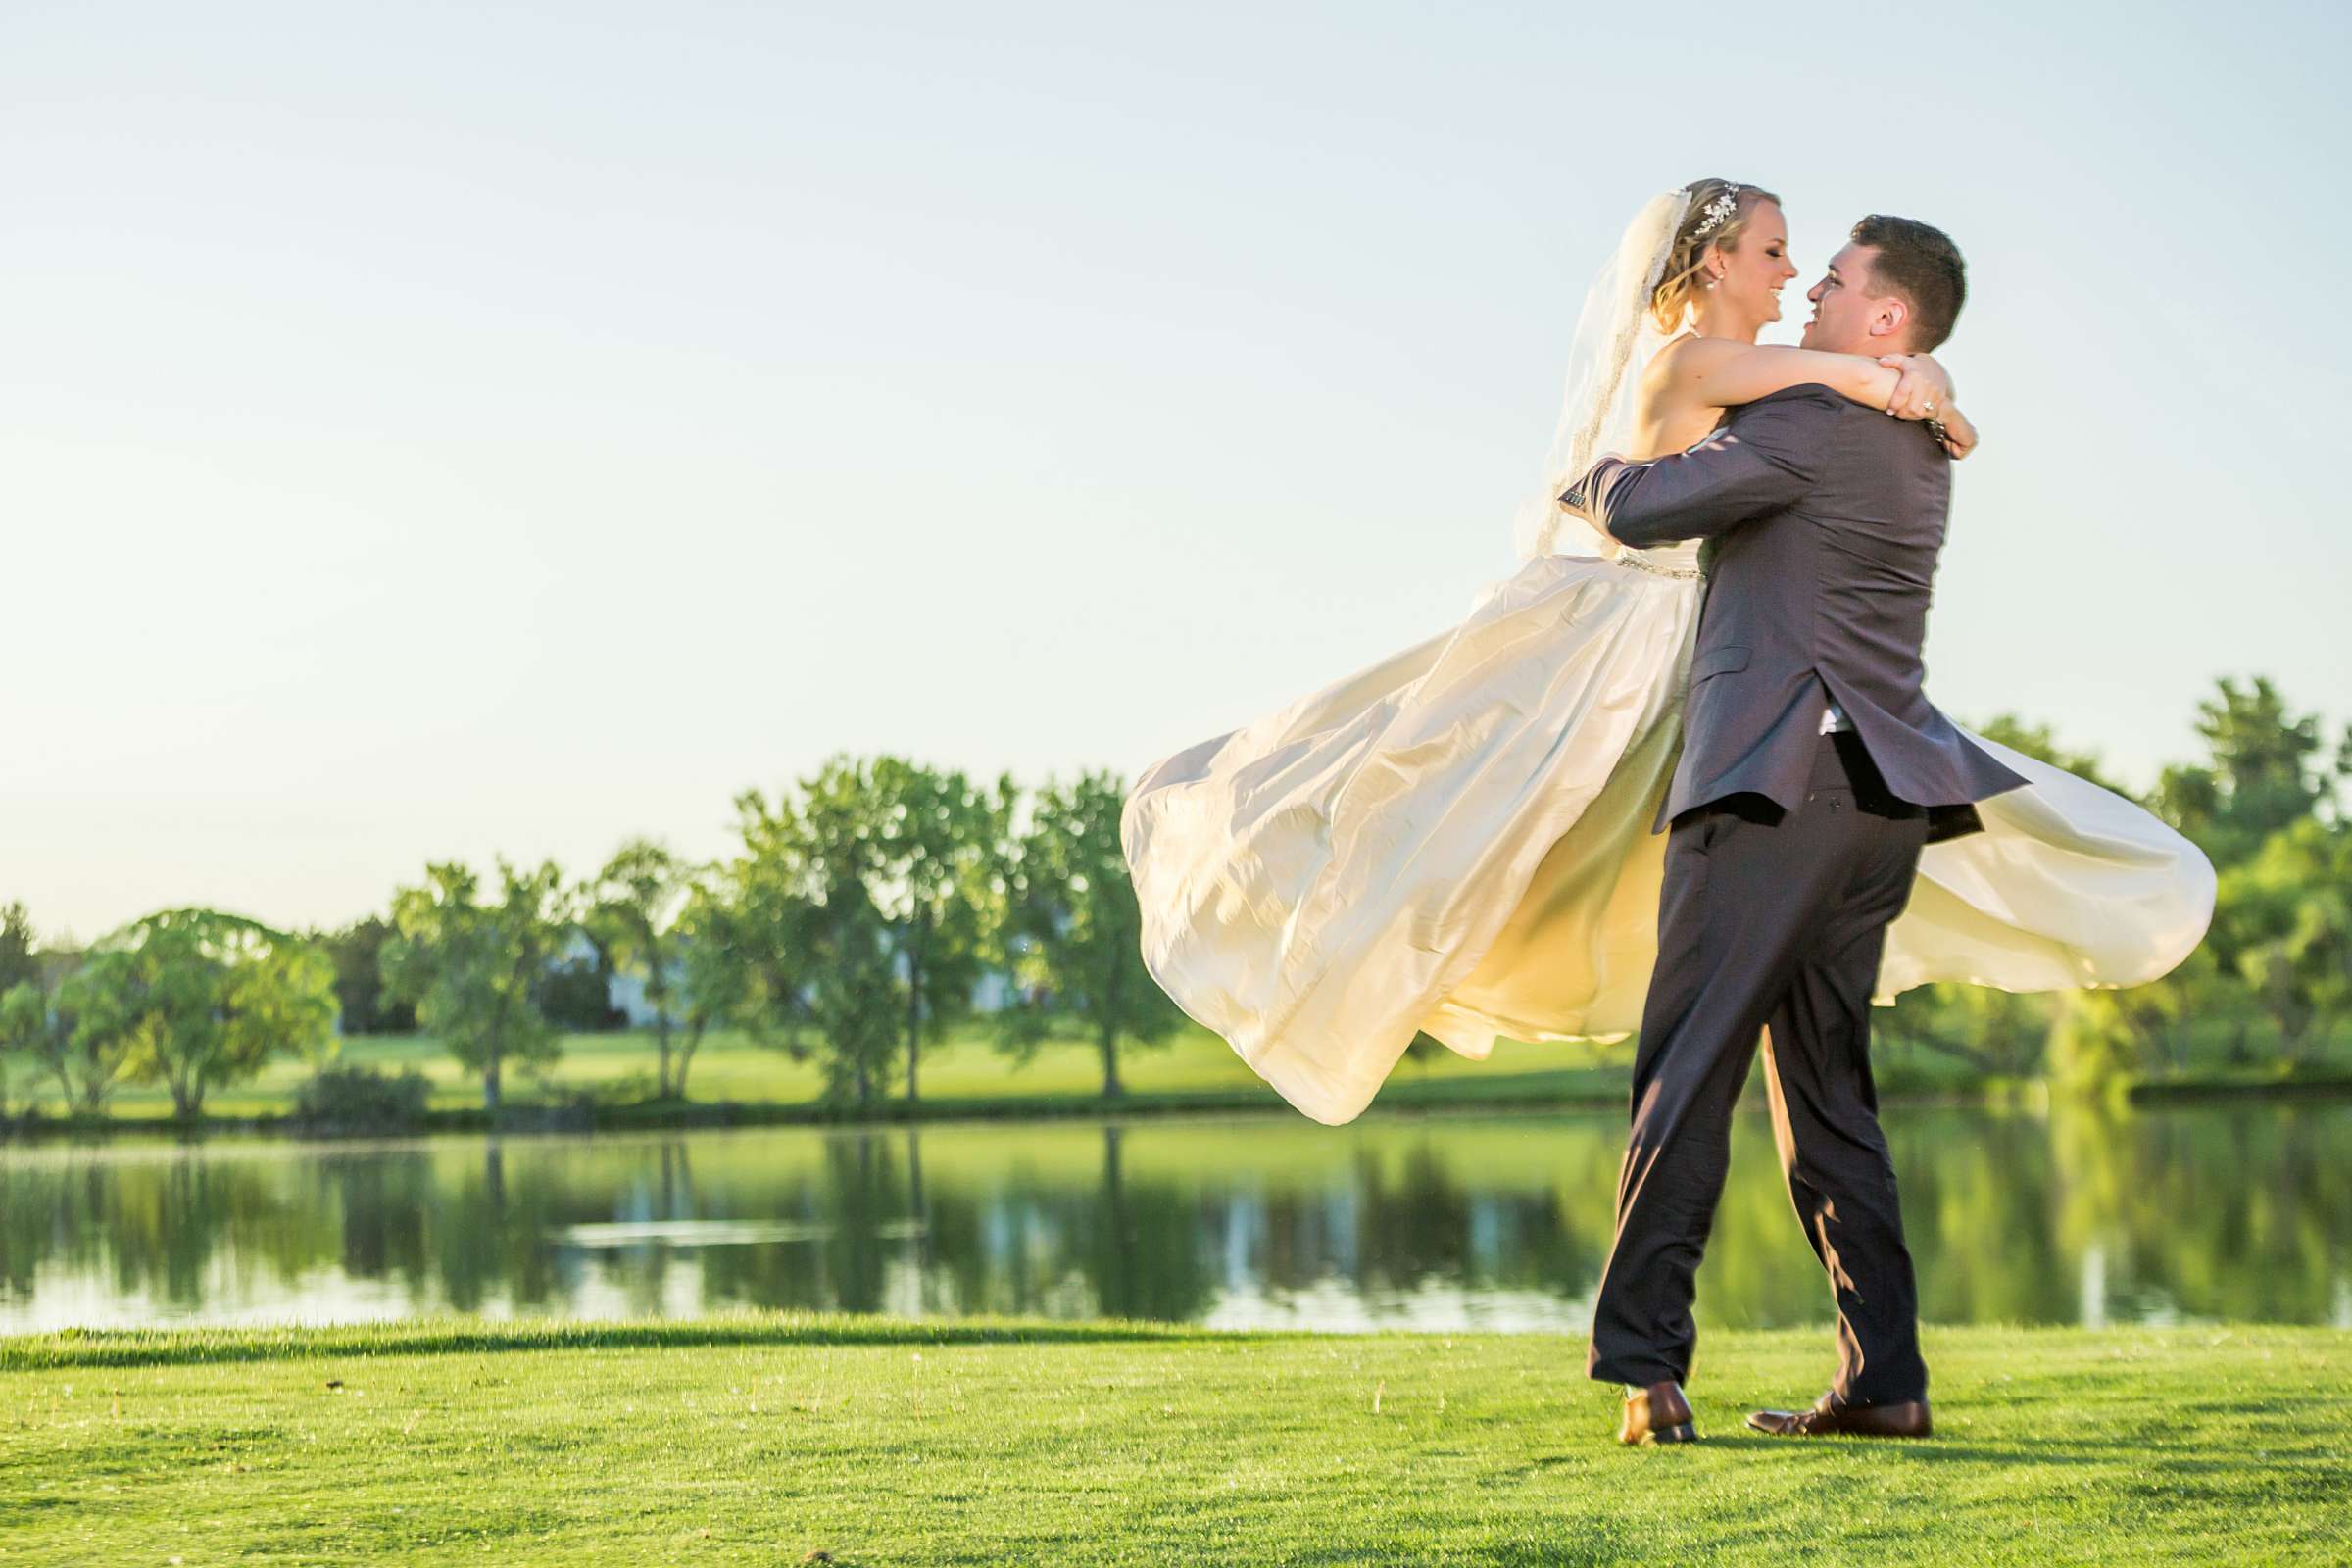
(1562, 384), (1838, 548)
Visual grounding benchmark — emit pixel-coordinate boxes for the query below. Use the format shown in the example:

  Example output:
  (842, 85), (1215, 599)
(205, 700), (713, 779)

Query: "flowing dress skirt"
(1120, 553), (2216, 1125)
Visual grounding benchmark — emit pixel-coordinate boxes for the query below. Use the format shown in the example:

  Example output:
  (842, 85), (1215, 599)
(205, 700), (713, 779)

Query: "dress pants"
(1586, 729), (1932, 1406)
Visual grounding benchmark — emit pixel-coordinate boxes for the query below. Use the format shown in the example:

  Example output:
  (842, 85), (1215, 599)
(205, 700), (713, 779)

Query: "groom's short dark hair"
(1851, 216), (1965, 352)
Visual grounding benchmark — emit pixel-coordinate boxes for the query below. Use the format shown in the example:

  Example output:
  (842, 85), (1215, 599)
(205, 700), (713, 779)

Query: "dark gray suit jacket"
(1566, 383), (2026, 837)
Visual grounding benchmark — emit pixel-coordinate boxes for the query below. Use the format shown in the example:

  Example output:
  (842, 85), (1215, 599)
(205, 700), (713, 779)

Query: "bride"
(1119, 180), (2216, 1126)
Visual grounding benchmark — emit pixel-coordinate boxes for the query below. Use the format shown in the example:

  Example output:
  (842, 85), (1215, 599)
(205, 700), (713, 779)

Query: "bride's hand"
(1876, 354), (1952, 422)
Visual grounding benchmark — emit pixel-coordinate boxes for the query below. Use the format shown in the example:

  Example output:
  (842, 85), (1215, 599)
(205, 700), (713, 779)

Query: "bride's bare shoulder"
(1643, 332), (1740, 387)
(1639, 334), (1742, 422)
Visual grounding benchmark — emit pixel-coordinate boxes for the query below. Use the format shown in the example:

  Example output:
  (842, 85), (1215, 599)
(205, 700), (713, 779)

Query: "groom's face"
(1800, 242), (1904, 355)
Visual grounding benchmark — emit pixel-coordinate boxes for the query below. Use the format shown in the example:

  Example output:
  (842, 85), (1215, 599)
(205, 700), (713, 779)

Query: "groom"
(1558, 215), (2025, 1445)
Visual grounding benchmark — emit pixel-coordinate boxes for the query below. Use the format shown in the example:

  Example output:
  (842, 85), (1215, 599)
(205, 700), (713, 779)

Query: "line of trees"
(0, 757), (1184, 1122)
(4, 678), (2347, 1126)
(1881, 677), (2352, 1086)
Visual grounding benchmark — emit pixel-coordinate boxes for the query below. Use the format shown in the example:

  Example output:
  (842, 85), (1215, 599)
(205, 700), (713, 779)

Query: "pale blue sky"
(4, 1), (2345, 940)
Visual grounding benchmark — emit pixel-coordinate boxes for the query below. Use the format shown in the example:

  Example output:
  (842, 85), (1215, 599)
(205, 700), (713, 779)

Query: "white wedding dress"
(1119, 191), (2216, 1127)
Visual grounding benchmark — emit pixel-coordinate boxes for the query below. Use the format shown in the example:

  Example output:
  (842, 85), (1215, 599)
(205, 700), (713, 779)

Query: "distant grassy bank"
(5, 1022), (1636, 1132)
(2, 1315), (2345, 1565)
(8, 1018), (2352, 1140)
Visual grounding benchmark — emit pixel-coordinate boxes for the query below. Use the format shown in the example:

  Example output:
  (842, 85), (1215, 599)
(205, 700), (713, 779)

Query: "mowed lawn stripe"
(3, 1318), (2346, 1565)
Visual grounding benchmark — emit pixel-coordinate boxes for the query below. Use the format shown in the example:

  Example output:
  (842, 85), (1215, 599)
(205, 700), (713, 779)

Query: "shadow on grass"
(1287, 1545), (1641, 1568)
(0, 1311), (1304, 1372)
(1549, 1430), (2351, 1490)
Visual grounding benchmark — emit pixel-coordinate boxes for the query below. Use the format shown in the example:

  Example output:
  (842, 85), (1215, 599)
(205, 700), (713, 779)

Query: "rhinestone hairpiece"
(1690, 184), (1742, 240)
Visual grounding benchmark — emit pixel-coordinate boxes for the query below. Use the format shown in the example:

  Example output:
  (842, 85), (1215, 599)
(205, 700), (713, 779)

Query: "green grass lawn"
(3, 1317), (2344, 1565)
(12, 1022), (1645, 1124)
(14, 1015), (2350, 1130)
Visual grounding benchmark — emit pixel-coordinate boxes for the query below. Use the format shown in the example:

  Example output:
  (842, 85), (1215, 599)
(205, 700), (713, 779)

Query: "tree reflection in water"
(2, 1103), (2347, 1332)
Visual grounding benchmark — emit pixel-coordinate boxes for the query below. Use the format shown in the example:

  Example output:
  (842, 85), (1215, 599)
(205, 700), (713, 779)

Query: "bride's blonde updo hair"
(1649, 177), (1782, 332)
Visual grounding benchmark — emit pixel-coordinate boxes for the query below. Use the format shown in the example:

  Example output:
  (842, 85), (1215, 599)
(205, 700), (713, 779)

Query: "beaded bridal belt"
(1614, 553), (1701, 581)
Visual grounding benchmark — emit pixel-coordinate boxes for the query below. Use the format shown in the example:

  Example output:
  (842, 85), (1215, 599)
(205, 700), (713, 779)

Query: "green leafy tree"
(2052, 978), (2180, 1092)
(0, 906), (41, 1117)
(382, 860), (571, 1114)
(49, 953), (160, 1116)
(2047, 937), (2234, 1090)
(716, 854), (821, 1063)
(2024, 679), (2348, 1085)
(32, 910), (336, 1120)
(535, 931), (622, 1032)
(735, 759), (900, 1109)
(315, 915), (416, 1034)
(6, 973), (131, 1116)
(1, 982), (57, 1119)
(2216, 818), (2352, 1065)
(0, 903), (38, 997)
(1879, 983), (2055, 1079)
(865, 759), (1008, 1104)
(2152, 676), (2332, 867)
(588, 839), (693, 1097)
(665, 869), (768, 1099)
(997, 769), (1185, 1099)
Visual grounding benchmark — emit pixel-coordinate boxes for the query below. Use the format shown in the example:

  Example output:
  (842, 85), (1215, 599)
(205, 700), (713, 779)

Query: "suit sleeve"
(1566, 386), (1837, 549)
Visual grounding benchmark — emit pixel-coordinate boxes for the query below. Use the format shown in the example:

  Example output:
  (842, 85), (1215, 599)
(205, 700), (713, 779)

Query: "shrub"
(292, 1065), (432, 1132)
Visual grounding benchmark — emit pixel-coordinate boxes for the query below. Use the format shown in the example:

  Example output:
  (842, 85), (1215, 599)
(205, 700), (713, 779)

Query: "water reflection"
(2, 1102), (2348, 1333)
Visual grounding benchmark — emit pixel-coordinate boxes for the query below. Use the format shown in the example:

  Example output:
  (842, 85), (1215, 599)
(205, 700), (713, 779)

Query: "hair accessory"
(1690, 184), (1742, 240)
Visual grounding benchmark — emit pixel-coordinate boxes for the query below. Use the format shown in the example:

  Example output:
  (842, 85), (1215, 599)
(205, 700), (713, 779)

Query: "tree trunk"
(1928, 1034), (1998, 1076)
(1099, 944), (1124, 1099)
(906, 996), (920, 1103)
(74, 1052), (106, 1117)
(1099, 1015), (1122, 1100)
(2264, 977), (2299, 1065)
(656, 1012), (674, 1099)
(906, 928), (925, 1106)
(484, 1039), (503, 1115)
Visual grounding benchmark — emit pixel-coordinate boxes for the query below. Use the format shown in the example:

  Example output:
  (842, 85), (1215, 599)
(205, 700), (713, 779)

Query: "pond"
(3, 1102), (2347, 1334)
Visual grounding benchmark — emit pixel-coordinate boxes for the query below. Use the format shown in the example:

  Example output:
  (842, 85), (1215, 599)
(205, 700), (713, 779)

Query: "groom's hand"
(1559, 452), (1627, 523)
(1932, 407), (1979, 459)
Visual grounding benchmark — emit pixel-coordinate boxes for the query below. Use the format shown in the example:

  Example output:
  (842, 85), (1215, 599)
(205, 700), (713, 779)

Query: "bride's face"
(1714, 200), (1798, 324)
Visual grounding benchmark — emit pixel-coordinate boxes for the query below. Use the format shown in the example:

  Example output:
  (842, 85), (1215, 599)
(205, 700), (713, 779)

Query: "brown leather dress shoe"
(1746, 1391), (1932, 1439)
(1619, 1380), (1698, 1445)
